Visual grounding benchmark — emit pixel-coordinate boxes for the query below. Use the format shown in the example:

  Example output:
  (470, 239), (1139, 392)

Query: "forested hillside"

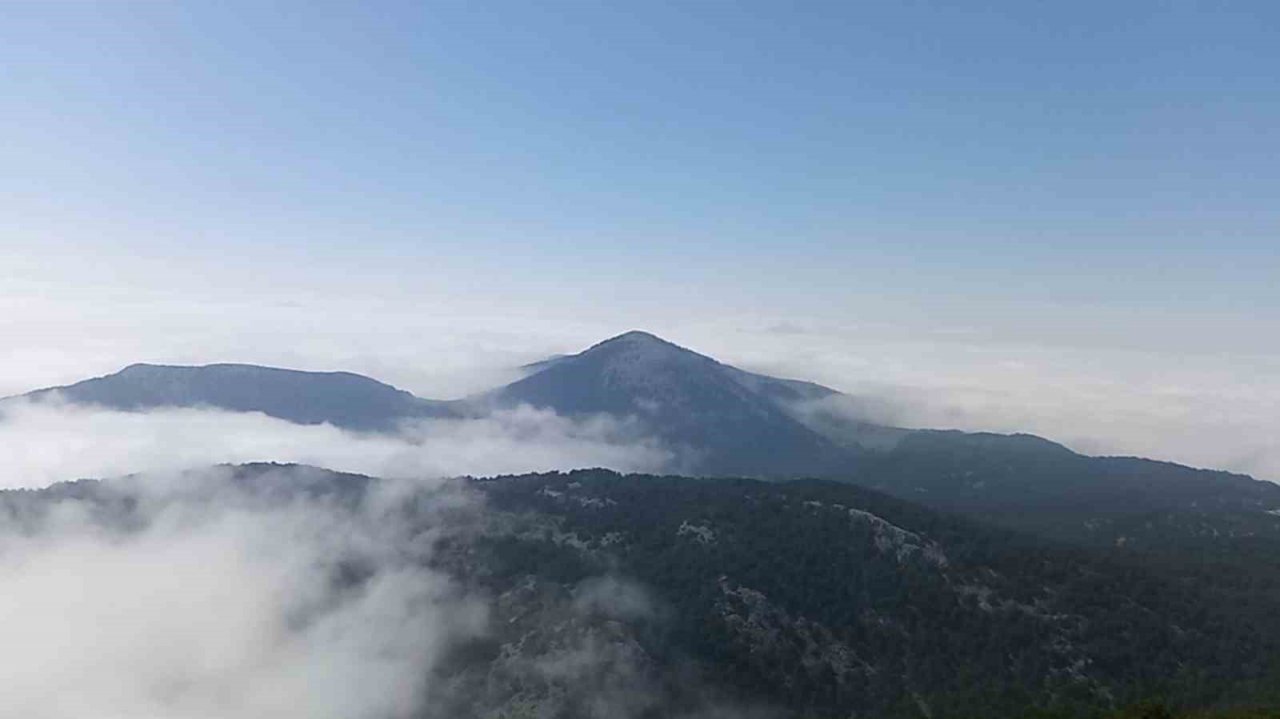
(6, 464), (1277, 718)
(477, 469), (1280, 718)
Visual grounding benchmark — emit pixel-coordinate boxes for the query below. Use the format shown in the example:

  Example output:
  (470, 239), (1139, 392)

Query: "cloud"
(572, 576), (657, 621)
(0, 400), (673, 490)
(0, 466), (766, 719)
(726, 324), (1280, 482)
(761, 321), (810, 336)
(0, 467), (488, 719)
(3, 275), (1276, 485)
(825, 372), (1280, 480)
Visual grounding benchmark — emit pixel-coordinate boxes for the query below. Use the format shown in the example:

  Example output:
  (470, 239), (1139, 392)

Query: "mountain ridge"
(15, 361), (456, 430)
(8, 330), (1280, 554)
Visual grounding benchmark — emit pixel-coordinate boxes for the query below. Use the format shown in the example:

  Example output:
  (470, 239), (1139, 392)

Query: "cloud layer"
(1, 276), (1275, 484)
(0, 466), (762, 719)
(729, 324), (1280, 481)
(0, 468), (488, 719)
(0, 400), (672, 490)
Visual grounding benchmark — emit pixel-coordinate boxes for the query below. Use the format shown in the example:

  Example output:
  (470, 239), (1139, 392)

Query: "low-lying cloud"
(729, 325), (1280, 482)
(0, 467), (488, 719)
(0, 465), (762, 719)
(0, 400), (672, 490)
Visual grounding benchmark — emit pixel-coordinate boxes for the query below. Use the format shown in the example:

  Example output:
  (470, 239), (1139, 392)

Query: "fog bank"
(0, 400), (671, 490)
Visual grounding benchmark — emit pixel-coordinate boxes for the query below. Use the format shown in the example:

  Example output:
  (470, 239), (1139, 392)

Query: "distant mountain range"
(9, 330), (1280, 553)
(8, 334), (1280, 716)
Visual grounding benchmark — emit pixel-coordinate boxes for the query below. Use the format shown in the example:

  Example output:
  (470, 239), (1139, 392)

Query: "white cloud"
(0, 400), (673, 490)
(1, 263), (1276, 484)
(0, 466), (754, 719)
(720, 323), (1280, 482)
(0, 467), (488, 719)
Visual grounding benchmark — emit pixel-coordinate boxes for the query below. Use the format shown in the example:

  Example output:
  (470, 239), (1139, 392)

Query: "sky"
(2, 2), (1278, 479)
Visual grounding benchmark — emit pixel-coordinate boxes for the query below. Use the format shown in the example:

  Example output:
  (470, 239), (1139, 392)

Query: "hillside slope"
(15, 362), (455, 430)
(5, 464), (1276, 718)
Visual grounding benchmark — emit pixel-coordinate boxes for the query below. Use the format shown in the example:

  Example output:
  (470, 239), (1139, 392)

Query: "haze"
(3, 2), (1277, 480)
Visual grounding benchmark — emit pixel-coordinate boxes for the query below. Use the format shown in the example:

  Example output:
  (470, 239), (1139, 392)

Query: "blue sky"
(5, 2), (1277, 307)
(2, 2), (1279, 477)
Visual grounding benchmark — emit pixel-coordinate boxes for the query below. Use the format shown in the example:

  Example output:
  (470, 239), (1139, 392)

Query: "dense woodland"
(475, 469), (1280, 718)
(5, 464), (1278, 718)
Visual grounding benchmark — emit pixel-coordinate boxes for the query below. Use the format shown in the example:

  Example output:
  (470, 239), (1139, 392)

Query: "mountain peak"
(486, 330), (852, 476)
(588, 330), (685, 351)
(579, 330), (712, 365)
(117, 362), (163, 374)
(607, 329), (662, 342)
(515, 332), (717, 381)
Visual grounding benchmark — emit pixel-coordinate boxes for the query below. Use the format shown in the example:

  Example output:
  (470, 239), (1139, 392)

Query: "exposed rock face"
(716, 577), (876, 689)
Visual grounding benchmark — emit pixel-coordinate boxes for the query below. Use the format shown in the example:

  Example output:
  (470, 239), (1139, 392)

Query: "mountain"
(476, 330), (856, 476)
(477, 332), (1280, 555)
(7, 464), (1278, 718)
(857, 429), (1280, 544)
(16, 362), (454, 430)
(10, 332), (1280, 557)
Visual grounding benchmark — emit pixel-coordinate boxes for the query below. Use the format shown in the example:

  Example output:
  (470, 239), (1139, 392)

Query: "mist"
(727, 324), (1280, 482)
(0, 467), (488, 719)
(0, 465), (768, 719)
(0, 399), (672, 490)
(3, 269), (1276, 482)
